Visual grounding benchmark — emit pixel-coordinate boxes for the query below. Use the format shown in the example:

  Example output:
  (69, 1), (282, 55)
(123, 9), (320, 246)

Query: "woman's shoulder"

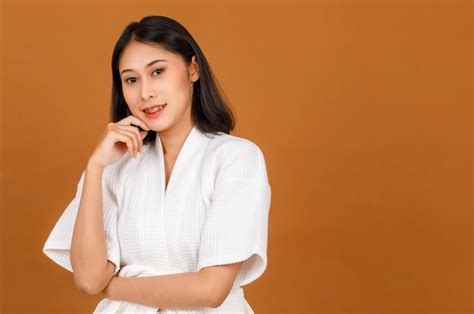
(204, 131), (267, 165)
(201, 131), (270, 186)
(200, 133), (265, 174)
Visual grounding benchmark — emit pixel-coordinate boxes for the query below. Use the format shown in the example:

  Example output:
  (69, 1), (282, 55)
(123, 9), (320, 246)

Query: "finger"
(111, 127), (137, 158)
(117, 115), (150, 131)
(109, 123), (143, 157)
(118, 129), (139, 157)
(110, 129), (136, 158)
(117, 125), (144, 153)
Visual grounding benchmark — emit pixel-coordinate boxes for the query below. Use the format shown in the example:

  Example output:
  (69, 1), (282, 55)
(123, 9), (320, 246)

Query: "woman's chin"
(147, 121), (170, 133)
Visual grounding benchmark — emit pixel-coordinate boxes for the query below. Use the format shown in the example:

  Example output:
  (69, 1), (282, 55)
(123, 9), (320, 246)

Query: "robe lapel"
(154, 124), (213, 269)
(154, 124), (212, 208)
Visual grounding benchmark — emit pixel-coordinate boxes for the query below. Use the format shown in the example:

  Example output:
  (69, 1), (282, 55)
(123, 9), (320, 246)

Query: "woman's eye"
(125, 77), (137, 84)
(124, 69), (163, 84)
(153, 68), (164, 75)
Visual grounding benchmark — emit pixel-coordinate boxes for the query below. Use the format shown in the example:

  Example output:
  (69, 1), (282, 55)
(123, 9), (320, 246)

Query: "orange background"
(1, 1), (472, 313)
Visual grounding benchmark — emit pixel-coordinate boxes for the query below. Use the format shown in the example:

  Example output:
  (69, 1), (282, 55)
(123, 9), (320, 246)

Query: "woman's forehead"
(119, 41), (180, 71)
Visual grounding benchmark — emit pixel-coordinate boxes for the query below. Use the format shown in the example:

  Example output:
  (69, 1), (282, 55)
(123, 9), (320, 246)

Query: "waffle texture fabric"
(43, 124), (271, 313)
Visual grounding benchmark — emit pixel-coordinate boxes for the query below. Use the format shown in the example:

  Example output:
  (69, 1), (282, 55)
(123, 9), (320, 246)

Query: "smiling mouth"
(143, 104), (167, 113)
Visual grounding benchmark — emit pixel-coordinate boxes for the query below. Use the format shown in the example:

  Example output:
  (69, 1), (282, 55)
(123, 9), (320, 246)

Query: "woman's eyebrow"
(120, 59), (167, 75)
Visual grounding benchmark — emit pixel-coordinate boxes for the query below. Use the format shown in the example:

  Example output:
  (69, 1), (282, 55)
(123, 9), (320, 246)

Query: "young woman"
(43, 15), (271, 313)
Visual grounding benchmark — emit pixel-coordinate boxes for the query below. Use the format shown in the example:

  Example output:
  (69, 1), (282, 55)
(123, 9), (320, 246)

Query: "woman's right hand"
(87, 115), (151, 169)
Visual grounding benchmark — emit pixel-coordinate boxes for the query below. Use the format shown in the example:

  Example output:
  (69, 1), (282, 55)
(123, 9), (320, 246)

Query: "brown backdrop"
(1, 0), (472, 313)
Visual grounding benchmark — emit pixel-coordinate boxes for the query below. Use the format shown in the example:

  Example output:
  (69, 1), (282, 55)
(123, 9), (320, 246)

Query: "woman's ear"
(190, 55), (199, 82)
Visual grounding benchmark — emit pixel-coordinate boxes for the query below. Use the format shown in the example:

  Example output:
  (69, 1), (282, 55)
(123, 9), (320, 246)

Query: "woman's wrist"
(86, 160), (105, 173)
(102, 276), (120, 299)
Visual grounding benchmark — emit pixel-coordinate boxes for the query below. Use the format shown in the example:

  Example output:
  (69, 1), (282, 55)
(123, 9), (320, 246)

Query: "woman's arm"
(102, 262), (243, 309)
(70, 162), (114, 294)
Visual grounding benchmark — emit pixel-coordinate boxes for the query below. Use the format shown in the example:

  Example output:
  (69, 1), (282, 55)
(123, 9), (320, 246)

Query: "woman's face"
(118, 40), (199, 132)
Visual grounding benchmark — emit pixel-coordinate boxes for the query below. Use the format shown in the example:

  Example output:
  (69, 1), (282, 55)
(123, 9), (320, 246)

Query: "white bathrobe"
(42, 124), (271, 313)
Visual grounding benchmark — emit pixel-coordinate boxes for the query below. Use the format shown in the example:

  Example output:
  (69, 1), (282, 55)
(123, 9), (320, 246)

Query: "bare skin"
(118, 40), (200, 161)
(72, 39), (245, 307)
(71, 115), (150, 294)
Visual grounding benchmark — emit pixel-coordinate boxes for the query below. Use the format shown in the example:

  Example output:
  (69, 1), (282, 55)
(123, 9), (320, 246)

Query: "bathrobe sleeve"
(42, 167), (121, 275)
(197, 141), (271, 287)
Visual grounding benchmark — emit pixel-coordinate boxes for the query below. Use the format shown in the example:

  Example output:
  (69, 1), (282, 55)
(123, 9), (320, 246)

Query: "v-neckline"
(155, 124), (200, 199)
(164, 156), (175, 192)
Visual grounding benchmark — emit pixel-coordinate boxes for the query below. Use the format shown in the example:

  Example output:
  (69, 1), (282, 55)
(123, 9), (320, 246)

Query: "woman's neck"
(159, 122), (194, 159)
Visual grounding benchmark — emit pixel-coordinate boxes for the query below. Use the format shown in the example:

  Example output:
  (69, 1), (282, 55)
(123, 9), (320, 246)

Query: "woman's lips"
(144, 104), (166, 119)
(143, 103), (166, 112)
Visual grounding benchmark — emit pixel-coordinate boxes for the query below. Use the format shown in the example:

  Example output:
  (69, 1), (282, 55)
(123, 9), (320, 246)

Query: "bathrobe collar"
(154, 124), (212, 199)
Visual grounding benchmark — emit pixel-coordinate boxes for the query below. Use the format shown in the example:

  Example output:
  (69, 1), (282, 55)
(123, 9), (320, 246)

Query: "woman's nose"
(141, 78), (156, 100)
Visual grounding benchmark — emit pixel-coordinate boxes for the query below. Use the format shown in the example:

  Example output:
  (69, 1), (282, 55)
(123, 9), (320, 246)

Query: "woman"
(43, 15), (271, 313)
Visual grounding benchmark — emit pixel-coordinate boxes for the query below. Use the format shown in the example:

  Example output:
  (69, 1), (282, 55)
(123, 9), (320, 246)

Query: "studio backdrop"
(0, 1), (472, 313)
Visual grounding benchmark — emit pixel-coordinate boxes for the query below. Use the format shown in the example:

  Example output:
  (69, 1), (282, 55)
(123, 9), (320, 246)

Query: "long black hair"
(110, 15), (236, 145)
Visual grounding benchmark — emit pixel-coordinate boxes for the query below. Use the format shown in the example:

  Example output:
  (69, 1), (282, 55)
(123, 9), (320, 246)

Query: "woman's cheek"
(123, 89), (137, 107)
